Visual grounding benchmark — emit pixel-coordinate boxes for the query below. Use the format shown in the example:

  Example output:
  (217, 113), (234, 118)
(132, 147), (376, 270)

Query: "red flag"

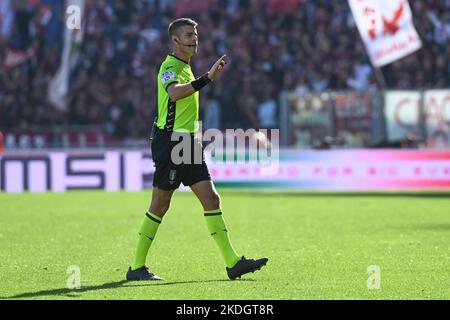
(348, 0), (422, 67)
(3, 48), (35, 69)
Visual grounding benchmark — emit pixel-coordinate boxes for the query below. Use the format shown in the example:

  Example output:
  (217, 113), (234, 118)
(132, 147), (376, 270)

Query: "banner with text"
(1, 150), (450, 192)
(384, 90), (422, 142)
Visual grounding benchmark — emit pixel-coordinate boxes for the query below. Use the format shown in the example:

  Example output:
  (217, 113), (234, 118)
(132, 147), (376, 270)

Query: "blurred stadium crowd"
(0, 0), (449, 141)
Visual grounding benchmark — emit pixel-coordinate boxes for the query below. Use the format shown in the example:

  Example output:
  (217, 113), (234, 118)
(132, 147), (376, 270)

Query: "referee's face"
(176, 26), (199, 56)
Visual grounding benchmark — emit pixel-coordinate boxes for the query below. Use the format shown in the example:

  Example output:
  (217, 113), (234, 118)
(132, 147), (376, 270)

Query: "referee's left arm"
(167, 55), (227, 102)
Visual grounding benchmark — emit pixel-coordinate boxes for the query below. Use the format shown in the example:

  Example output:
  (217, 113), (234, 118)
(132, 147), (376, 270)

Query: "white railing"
(279, 89), (450, 149)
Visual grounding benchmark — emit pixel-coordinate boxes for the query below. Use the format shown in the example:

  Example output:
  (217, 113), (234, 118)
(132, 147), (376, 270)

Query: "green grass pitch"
(0, 190), (449, 300)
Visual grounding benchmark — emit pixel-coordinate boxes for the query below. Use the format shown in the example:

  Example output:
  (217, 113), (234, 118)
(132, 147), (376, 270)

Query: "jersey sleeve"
(160, 63), (182, 91)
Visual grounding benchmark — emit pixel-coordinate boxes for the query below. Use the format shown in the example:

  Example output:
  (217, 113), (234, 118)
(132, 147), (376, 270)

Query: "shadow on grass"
(400, 223), (450, 232)
(220, 191), (450, 199)
(2, 279), (253, 299)
(152, 279), (255, 286)
(2, 280), (131, 299)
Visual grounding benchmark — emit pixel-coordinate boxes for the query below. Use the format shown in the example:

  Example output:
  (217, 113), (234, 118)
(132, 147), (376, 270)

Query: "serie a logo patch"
(161, 71), (175, 84)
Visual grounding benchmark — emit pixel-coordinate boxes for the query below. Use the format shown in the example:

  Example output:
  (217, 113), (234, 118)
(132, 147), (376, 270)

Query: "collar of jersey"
(169, 54), (189, 65)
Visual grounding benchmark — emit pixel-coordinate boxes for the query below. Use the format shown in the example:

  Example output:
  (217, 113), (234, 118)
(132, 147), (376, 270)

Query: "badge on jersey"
(161, 71), (175, 84)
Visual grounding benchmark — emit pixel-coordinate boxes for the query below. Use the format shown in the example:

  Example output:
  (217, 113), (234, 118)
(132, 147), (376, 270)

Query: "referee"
(126, 18), (268, 281)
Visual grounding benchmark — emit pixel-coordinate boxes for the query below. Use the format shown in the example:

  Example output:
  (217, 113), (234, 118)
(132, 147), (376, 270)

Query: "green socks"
(204, 209), (240, 268)
(131, 209), (239, 270)
(131, 211), (162, 271)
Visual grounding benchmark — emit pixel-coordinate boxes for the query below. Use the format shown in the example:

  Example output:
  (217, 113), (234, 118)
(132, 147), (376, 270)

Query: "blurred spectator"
(346, 60), (373, 90)
(203, 87), (222, 131)
(0, 0), (14, 39)
(294, 75), (310, 95)
(257, 90), (278, 129)
(0, 0), (449, 142)
(174, 0), (218, 17)
(0, 131), (4, 154)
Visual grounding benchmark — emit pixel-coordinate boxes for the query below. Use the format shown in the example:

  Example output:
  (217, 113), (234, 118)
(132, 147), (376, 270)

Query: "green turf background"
(1, 190), (449, 300)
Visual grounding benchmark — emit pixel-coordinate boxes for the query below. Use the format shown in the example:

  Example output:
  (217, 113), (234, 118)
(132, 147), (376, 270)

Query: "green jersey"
(156, 54), (199, 133)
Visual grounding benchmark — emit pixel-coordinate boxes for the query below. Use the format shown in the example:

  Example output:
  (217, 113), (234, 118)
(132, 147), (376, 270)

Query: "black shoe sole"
(126, 276), (164, 281)
(126, 272), (164, 281)
(126, 278), (164, 281)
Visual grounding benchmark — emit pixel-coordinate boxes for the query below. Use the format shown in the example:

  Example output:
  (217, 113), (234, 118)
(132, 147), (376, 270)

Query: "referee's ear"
(172, 36), (182, 48)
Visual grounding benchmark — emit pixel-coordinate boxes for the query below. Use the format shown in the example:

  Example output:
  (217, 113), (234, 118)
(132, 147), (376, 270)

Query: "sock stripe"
(204, 212), (222, 217)
(204, 208), (222, 214)
(146, 211), (162, 224)
(139, 232), (154, 241)
(211, 228), (227, 236)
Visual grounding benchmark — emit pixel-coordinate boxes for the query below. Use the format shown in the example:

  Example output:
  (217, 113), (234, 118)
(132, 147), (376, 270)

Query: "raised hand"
(207, 55), (227, 81)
